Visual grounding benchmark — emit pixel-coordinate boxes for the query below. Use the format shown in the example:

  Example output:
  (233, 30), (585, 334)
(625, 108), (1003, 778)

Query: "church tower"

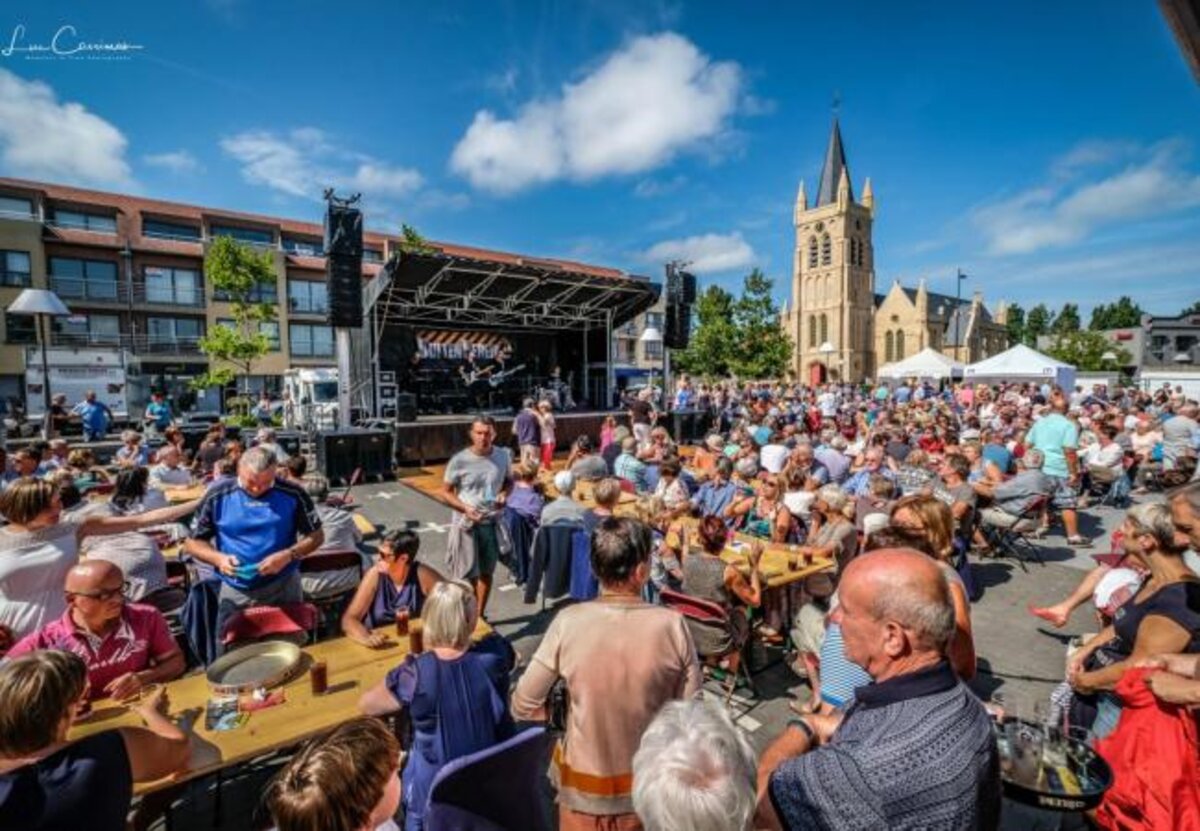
(787, 119), (876, 383)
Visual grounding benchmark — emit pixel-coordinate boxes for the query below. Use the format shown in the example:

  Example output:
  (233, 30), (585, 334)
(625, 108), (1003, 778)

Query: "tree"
(1089, 296), (1144, 330)
(398, 223), (436, 254)
(670, 284), (737, 377)
(1024, 304), (1055, 346)
(1180, 300), (1200, 316)
(730, 269), (792, 379)
(191, 236), (278, 414)
(1044, 330), (1131, 371)
(1052, 303), (1081, 334)
(1004, 303), (1025, 347)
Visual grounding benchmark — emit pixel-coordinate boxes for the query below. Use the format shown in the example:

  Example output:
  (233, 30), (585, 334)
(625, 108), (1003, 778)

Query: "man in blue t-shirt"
(184, 446), (324, 646)
(71, 390), (113, 442)
(1025, 395), (1087, 546)
(143, 392), (172, 437)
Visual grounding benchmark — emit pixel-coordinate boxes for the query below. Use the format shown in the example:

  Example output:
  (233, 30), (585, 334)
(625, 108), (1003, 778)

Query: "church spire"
(794, 179), (807, 224)
(862, 177), (874, 214)
(815, 118), (853, 207)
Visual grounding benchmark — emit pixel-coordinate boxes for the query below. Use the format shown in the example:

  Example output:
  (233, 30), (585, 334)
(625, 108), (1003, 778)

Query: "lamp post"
(955, 268), (968, 363)
(639, 324), (664, 408)
(6, 288), (71, 439)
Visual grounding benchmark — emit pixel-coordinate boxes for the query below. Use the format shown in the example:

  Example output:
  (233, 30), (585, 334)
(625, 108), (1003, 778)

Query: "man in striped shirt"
(756, 548), (1000, 830)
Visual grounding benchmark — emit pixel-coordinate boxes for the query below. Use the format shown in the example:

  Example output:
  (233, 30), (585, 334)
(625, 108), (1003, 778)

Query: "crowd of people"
(0, 374), (1197, 830)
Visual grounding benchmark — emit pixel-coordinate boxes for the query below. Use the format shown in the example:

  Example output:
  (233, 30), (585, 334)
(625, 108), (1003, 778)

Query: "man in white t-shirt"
(148, 446), (193, 490)
(818, 388), (838, 419)
(760, 435), (790, 475)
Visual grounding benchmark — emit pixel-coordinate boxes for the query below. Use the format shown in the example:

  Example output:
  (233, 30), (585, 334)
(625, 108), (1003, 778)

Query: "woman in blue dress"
(359, 578), (514, 831)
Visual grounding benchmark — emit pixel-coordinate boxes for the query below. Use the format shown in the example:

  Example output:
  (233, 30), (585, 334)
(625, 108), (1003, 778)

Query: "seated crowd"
(0, 375), (1197, 830)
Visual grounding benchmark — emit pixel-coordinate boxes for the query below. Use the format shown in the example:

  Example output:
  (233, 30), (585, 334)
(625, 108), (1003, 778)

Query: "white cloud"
(641, 231), (755, 274)
(143, 150), (200, 174)
(973, 138), (1200, 255)
(450, 32), (744, 194)
(220, 128), (423, 202)
(0, 69), (131, 186)
(634, 174), (687, 198)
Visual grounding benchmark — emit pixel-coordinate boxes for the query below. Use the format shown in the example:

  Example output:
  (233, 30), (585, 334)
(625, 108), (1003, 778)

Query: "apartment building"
(610, 293), (666, 393)
(0, 177), (388, 414)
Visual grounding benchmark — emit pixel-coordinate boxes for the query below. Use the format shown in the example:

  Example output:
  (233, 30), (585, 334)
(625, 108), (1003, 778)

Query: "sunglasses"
(69, 581), (130, 602)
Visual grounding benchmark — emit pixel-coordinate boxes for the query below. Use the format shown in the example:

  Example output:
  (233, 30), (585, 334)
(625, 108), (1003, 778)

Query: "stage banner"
(417, 329), (512, 361)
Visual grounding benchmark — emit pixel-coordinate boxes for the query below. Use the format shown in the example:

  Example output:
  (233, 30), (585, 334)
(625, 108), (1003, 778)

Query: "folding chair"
(982, 495), (1048, 570)
(660, 588), (756, 708)
(300, 550), (365, 638)
(220, 602), (319, 649)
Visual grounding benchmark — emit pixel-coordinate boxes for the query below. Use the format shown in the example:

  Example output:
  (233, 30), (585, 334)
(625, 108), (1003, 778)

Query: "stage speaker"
(670, 409), (708, 444)
(664, 302), (692, 349)
(396, 392), (417, 423)
(324, 203), (363, 258)
(274, 430), (303, 459)
(327, 254), (364, 329)
(378, 325), (417, 369)
(315, 428), (393, 484)
(679, 270), (697, 305)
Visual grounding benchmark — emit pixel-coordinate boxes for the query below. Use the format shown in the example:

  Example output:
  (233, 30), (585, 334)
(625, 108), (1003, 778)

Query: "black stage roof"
(365, 249), (661, 333)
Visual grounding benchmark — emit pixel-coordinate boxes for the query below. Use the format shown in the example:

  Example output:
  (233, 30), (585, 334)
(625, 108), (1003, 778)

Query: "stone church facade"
(781, 121), (1010, 384)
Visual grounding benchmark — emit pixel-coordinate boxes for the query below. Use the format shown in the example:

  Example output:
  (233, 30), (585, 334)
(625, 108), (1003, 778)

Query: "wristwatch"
(787, 716), (816, 745)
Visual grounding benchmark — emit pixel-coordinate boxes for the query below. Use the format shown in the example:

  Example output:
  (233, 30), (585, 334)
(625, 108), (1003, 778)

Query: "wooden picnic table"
(69, 620), (492, 794)
(164, 484), (207, 504)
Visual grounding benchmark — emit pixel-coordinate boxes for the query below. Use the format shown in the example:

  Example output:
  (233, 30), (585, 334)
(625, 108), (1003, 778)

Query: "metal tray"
(998, 719), (1112, 812)
(205, 640), (303, 696)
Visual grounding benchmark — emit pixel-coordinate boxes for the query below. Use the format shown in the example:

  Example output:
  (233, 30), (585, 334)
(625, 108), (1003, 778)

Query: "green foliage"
(1004, 303), (1026, 347)
(1024, 304), (1055, 346)
(1044, 329), (1131, 371)
(398, 224), (436, 254)
(1180, 300), (1200, 316)
(1089, 296), (1144, 330)
(671, 285), (737, 377)
(1051, 303), (1081, 334)
(191, 236), (278, 394)
(730, 269), (792, 379)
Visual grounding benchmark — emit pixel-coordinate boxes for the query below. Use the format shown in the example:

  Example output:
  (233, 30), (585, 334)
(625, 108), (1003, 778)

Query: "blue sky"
(1, 1), (1198, 318)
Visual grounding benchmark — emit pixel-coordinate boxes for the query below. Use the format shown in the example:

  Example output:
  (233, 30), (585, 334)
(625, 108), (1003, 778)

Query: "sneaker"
(1067, 535), (1091, 547)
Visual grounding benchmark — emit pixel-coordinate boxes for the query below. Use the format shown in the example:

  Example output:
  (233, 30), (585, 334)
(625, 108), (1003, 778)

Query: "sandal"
(788, 697), (818, 716)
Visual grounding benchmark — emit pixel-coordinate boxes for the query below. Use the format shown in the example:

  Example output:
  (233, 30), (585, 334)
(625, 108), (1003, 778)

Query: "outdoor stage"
(391, 409), (614, 466)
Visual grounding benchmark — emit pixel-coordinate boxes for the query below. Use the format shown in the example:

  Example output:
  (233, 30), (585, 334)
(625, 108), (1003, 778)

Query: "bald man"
(756, 549), (1000, 831)
(7, 561), (184, 701)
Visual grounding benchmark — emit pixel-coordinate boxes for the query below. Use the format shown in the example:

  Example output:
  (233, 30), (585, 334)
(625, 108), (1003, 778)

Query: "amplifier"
(315, 428), (393, 484)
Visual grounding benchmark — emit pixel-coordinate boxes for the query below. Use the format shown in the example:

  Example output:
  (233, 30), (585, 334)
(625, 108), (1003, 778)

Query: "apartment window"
(0, 250), (31, 287)
(289, 323), (333, 357)
(144, 266), (202, 305)
(212, 281), (278, 303)
(4, 313), (36, 344)
(643, 340), (663, 360)
(645, 312), (664, 330)
(142, 218), (202, 241)
(49, 257), (119, 301)
(146, 316), (202, 347)
(210, 224), (274, 246)
(288, 279), (329, 314)
(216, 318), (280, 351)
(362, 248), (384, 264)
(52, 209), (117, 233)
(0, 196), (34, 218)
(282, 236), (323, 256)
(53, 313), (121, 346)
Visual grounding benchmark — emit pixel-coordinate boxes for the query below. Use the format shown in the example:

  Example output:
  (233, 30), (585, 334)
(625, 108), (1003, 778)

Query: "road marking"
(368, 491), (401, 500)
(498, 584), (519, 593)
(416, 522), (451, 534)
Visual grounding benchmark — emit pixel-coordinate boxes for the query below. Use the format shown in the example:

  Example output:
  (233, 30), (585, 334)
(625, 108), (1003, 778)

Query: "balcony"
(49, 276), (129, 304)
(132, 283), (206, 308)
(47, 331), (205, 356)
(49, 331), (125, 350)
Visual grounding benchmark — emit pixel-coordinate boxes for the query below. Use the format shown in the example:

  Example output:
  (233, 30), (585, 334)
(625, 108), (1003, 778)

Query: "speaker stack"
(663, 264), (696, 350)
(324, 198), (364, 329)
(315, 427), (394, 484)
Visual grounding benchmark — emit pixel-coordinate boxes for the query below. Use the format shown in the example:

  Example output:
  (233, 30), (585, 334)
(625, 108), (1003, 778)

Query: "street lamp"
(6, 288), (71, 439)
(639, 325), (664, 407)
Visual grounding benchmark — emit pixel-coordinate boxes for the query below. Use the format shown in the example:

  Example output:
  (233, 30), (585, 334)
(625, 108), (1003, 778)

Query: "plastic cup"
(309, 660), (328, 695)
(409, 626), (424, 655)
(395, 608), (410, 637)
(787, 546), (799, 570)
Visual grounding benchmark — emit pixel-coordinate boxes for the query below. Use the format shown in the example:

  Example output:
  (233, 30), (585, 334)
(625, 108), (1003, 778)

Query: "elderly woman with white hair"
(360, 579), (515, 831)
(542, 470), (588, 526)
(632, 699), (757, 831)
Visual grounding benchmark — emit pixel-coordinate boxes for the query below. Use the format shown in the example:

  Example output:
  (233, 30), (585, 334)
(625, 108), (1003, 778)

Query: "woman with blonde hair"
(359, 579), (514, 831)
(886, 494), (976, 679)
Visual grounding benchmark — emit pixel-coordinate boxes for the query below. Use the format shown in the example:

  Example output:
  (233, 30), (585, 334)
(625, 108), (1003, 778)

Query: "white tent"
(963, 343), (1076, 389)
(878, 347), (963, 380)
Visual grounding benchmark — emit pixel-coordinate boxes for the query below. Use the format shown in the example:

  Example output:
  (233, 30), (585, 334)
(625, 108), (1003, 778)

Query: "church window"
(820, 234), (832, 266)
(819, 313), (828, 344)
(849, 239), (857, 266)
(807, 237), (818, 269)
(808, 315), (816, 347)
(885, 331), (894, 362)
(896, 330), (905, 360)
